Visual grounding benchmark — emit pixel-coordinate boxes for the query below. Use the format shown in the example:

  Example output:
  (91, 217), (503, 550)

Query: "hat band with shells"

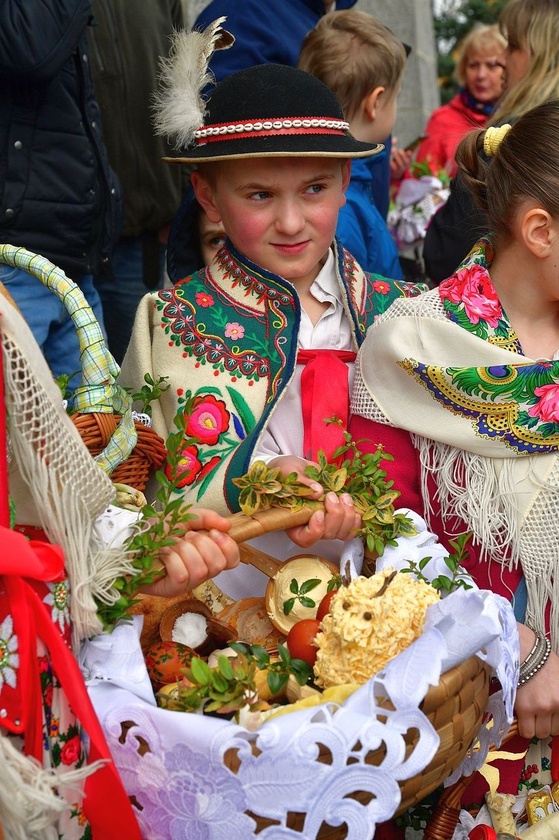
(194, 117), (350, 146)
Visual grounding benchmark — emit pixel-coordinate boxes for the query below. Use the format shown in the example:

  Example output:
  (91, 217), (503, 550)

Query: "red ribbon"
(297, 349), (356, 463)
(0, 527), (141, 838)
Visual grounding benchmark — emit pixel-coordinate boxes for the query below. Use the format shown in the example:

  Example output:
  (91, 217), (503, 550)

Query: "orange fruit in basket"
(144, 639), (194, 691)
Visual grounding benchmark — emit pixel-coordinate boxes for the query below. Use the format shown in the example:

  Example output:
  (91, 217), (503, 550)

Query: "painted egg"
(144, 639), (194, 690)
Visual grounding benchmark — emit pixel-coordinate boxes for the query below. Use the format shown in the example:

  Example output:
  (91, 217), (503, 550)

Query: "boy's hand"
(267, 455), (361, 547)
(141, 509), (240, 598)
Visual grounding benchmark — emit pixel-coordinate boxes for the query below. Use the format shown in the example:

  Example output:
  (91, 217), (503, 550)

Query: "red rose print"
(441, 266), (502, 327)
(528, 384), (559, 424)
(186, 395), (230, 445)
(61, 735), (81, 766)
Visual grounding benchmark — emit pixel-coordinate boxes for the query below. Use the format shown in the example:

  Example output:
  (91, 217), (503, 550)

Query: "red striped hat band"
(194, 117), (350, 145)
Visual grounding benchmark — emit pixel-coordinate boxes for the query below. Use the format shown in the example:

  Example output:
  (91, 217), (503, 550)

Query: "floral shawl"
(353, 239), (559, 645)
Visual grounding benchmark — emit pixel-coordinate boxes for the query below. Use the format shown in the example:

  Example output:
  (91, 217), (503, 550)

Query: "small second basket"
(0, 244), (166, 491)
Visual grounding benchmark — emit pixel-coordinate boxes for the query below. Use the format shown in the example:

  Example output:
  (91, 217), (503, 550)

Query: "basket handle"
(0, 244), (137, 474)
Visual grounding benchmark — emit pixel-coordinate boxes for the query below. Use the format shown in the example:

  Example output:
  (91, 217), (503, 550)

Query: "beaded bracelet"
(521, 633), (542, 667)
(518, 634), (552, 687)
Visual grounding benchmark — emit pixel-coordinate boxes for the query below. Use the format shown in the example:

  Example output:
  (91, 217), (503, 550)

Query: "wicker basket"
(423, 719), (520, 840)
(222, 655), (490, 837)
(140, 505), (493, 835)
(0, 244), (166, 491)
(70, 411), (166, 491)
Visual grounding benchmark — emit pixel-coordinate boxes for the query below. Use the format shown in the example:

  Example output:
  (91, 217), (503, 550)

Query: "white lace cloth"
(80, 511), (518, 840)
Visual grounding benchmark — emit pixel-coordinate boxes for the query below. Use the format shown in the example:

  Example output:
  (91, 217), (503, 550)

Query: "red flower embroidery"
(197, 455), (221, 483)
(195, 291), (215, 308)
(186, 395), (230, 445)
(61, 735), (81, 766)
(167, 445), (203, 488)
(372, 280), (390, 295)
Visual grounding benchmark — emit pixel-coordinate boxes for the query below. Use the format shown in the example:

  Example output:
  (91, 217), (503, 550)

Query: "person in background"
(351, 102), (559, 834)
(166, 186), (227, 282)
(298, 9), (406, 280)
(415, 24), (506, 178)
(423, 0), (559, 284)
(0, 0), (122, 383)
(88, 0), (186, 364)
(193, 0), (356, 80)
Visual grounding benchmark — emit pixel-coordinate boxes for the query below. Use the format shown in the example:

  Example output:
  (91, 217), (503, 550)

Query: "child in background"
(166, 186), (227, 281)
(121, 21), (426, 598)
(298, 9), (406, 280)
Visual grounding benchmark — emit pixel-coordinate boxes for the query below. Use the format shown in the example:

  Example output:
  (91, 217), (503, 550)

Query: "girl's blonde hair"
(454, 24), (506, 88)
(456, 99), (559, 244)
(491, 0), (559, 124)
(298, 10), (406, 121)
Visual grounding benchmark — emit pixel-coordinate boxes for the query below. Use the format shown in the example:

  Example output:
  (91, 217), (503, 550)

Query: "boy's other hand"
(268, 455), (362, 547)
(141, 509), (240, 598)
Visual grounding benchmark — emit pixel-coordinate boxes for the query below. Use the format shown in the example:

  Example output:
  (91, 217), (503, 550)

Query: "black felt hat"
(164, 63), (382, 164)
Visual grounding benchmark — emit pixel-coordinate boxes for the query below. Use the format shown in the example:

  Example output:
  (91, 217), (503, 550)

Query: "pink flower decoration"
(186, 395), (230, 445)
(195, 291), (215, 308)
(225, 322), (245, 340)
(441, 266), (502, 327)
(528, 384), (559, 424)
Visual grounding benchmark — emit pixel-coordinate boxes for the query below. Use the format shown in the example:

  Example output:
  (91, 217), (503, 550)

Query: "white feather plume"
(153, 17), (231, 150)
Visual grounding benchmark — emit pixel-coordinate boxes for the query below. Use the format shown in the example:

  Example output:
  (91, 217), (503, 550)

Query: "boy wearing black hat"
(121, 21), (426, 597)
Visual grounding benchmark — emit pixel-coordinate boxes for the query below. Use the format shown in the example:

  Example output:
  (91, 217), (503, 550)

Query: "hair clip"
(483, 124), (512, 157)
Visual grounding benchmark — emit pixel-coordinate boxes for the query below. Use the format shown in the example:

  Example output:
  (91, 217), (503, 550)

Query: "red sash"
(297, 348), (356, 462)
(0, 528), (142, 838)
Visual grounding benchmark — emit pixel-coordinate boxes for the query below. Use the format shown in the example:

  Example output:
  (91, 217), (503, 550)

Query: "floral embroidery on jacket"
(166, 388), (256, 497)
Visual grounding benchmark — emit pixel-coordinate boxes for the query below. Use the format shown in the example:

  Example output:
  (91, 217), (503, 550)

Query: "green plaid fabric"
(0, 244), (137, 474)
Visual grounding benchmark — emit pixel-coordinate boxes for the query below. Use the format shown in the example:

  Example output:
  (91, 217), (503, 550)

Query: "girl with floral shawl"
(351, 102), (559, 831)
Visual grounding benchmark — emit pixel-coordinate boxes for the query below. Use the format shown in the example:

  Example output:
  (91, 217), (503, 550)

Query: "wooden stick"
(226, 505), (322, 543)
(148, 503), (324, 577)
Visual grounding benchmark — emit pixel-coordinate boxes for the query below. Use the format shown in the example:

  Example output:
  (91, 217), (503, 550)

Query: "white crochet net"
(351, 289), (447, 423)
(2, 294), (116, 645)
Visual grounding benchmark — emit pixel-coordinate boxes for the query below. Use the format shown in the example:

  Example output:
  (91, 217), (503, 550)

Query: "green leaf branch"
(230, 642), (313, 696)
(233, 419), (417, 559)
(156, 643), (313, 715)
(95, 405), (195, 630)
(161, 651), (262, 715)
(400, 532), (474, 594)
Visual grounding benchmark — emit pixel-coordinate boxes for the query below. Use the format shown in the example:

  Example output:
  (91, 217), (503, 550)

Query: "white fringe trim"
(0, 732), (105, 839)
(413, 435), (559, 653)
